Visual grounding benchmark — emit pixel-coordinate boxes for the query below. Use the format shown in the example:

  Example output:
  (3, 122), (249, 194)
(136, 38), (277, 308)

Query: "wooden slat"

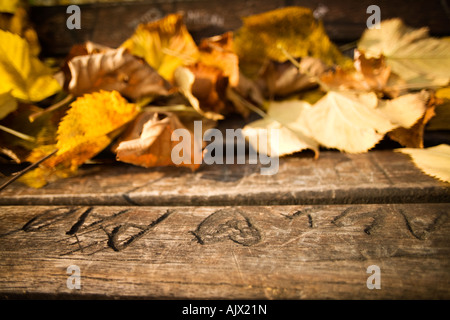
(0, 204), (448, 299)
(0, 151), (448, 206)
(30, 0), (450, 57)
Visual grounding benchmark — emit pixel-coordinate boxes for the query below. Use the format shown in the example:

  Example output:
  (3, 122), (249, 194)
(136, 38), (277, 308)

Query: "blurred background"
(19, 0), (450, 57)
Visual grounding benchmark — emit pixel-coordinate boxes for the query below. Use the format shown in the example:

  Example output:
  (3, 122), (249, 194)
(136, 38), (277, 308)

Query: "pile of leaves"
(0, 4), (449, 188)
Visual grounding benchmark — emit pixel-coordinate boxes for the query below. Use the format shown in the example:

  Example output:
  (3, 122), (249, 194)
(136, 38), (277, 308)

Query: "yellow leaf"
(56, 90), (139, 158)
(121, 13), (198, 82)
(358, 19), (450, 87)
(198, 32), (240, 87)
(0, 30), (61, 101)
(0, 0), (19, 14)
(303, 91), (427, 153)
(0, 91), (17, 120)
(233, 6), (351, 77)
(427, 87), (450, 130)
(242, 99), (319, 157)
(396, 144), (450, 183)
(19, 91), (140, 188)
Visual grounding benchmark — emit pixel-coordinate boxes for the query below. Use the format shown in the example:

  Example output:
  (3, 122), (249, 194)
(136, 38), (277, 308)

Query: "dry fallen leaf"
(358, 18), (450, 87)
(113, 110), (202, 171)
(0, 3), (41, 56)
(233, 6), (352, 77)
(242, 99), (319, 157)
(388, 91), (436, 148)
(174, 65), (225, 120)
(258, 57), (326, 98)
(427, 87), (450, 131)
(320, 50), (392, 95)
(0, 30), (61, 102)
(67, 47), (172, 101)
(18, 90), (140, 188)
(396, 144), (450, 183)
(0, 91), (17, 120)
(303, 91), (428, 153)
(121, 13), (199, 82)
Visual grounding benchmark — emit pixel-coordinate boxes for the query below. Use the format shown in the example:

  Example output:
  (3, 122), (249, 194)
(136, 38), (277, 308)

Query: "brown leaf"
(320, 50), (392, 95)
(388, 91), (436, 148)
(174, 65), (227, 120)
(113, 111), (203, 170)
(198, 32), (239, 87)
(67, 47), (173, 100)
(258, 57), (326, 98)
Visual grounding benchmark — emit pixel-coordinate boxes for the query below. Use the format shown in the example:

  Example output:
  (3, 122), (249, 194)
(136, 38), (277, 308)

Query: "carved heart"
(193, 209), (261, 246)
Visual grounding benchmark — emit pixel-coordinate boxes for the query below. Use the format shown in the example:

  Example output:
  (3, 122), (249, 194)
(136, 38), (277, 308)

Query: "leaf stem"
(0, 124), (36, 142)
(29, 94), (74, 122)
(0, 149), (58, 192)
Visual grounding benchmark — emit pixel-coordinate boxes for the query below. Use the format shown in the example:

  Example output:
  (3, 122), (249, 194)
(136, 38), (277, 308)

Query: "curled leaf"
(174, 65), (225, 120)
(113, 110), (203, 171)
(67, 47), (172, 101)
(320, 50), (392, 95)
(258, 57), (326, 98)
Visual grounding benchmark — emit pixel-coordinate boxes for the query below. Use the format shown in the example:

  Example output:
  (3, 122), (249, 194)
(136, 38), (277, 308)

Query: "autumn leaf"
(0, 30), (61, 102)
(121, 13), (198, 82)
(67, 47), (172, 101)
(302, 91), (428, 153)
(258, 57), (327, 98)
(198, 32), (240, 88)
(113, 110), (202, 171)
(174, 65), (225, 120)
(18, 91), (140, 188)
(358, 18), (450, 87)
(242, 100), (319, 157)
(0, 3), (41, 55)
(396, 144), (450, 183)
(427, 87), (450, 131)
(233, 6), (352, 77)
(320, 50), (392, 94)
(197, 32), (262, 118)
(0, 91), (17, 120)
(0, 103), (61, 163)
(388, 91), (436, 148)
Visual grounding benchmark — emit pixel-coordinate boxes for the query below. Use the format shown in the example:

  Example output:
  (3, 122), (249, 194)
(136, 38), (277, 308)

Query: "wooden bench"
(1, 0), (449, 300)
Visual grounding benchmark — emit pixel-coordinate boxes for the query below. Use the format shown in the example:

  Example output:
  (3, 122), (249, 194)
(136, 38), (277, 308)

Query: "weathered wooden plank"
(30, 0), (450, 57)
(0, 151), (448, 206)
(0, 204), (448, 299)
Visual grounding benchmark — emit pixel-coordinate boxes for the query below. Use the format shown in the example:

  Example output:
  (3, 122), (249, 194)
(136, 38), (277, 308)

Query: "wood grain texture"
(0, 204), (449, 299)
(30, 0), (450, 56)
(0, 151), (449, 206)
